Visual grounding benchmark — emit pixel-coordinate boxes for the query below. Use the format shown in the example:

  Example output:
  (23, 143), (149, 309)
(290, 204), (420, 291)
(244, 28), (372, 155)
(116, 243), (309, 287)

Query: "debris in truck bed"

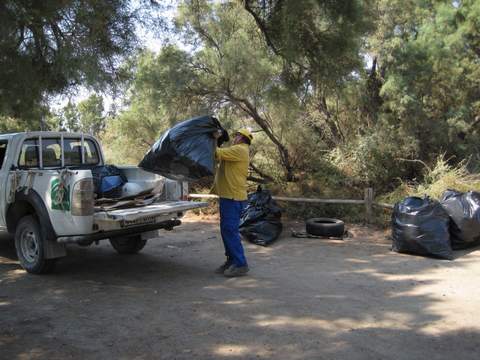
(95, 193), (161, 211)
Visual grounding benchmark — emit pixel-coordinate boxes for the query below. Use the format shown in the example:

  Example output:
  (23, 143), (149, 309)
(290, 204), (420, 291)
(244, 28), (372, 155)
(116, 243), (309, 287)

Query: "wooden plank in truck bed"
(95, 201), (208, 222)
(94, 201), (208, 231)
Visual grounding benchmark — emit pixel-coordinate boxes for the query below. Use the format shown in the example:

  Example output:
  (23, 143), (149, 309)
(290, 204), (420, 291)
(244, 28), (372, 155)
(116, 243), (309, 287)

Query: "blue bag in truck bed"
(139, 115), (228, 182)
(92, 165), (127, 198)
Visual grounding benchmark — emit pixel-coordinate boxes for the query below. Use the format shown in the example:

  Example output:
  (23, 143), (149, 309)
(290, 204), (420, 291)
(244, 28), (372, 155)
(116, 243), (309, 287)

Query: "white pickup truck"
(0, 131), (207, 274)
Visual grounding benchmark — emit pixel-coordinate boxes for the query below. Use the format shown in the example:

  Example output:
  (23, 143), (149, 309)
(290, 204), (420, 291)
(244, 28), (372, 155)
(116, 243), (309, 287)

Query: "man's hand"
(212, 130), (223, 139)
(212, 129), (229, 146)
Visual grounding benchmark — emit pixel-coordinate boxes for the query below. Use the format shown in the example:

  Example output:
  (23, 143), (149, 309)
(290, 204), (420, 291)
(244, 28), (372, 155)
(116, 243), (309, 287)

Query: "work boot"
(214, 261), (232, 274)
(223, 264), (249, 277)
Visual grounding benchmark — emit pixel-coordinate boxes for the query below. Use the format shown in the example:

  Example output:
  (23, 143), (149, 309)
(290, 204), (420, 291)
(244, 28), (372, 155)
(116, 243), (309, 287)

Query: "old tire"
(15, 215), (56, 274)
(306, 218), (345, 238)
(109, 235), (147, 254)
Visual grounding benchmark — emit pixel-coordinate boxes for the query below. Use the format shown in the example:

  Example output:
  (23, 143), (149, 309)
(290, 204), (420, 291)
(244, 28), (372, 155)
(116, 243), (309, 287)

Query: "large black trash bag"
(392, 196), (453, 260)
(440, 189), (480, 249)
(139, 115), (228, 181)
(239, 187), (283, 246)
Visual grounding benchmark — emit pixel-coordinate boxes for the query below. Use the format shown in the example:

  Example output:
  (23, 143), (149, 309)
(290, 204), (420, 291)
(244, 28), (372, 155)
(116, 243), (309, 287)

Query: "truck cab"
(0, 132), (207, 274)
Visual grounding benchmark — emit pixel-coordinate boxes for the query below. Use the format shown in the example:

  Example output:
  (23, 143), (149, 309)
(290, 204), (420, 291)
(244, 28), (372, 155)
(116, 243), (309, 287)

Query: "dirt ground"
(1, 215), (480, 360)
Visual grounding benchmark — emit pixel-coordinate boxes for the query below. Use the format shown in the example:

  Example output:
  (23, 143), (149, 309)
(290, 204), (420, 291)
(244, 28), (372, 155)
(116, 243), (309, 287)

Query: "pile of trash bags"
(240, 187), (283, 246)
(392, 189), (480, 259)
(139, 115), (228, 182)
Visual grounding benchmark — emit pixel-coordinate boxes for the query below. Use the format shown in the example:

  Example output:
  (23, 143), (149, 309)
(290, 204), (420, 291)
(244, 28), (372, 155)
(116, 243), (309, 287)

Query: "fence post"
(364, 188), (374, 223)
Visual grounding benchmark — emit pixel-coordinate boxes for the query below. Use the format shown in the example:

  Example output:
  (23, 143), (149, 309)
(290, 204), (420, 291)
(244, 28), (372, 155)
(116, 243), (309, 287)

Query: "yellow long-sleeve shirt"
(211, 143), (249, 201)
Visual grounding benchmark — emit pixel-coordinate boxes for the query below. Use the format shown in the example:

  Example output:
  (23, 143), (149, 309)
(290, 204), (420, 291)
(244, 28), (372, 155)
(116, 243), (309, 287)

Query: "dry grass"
(380, 155), (480, 205)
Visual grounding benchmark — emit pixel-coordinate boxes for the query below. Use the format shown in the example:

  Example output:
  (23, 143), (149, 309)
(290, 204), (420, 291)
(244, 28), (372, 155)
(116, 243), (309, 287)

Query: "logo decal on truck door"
(51, 178), (70, 211)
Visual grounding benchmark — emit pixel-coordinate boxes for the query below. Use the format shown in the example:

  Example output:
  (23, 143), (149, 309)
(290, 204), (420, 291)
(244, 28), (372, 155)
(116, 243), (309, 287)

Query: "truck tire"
(306, 218), (345, 238)
(109, 235), (147, 254)
(15, 215), (56, 274)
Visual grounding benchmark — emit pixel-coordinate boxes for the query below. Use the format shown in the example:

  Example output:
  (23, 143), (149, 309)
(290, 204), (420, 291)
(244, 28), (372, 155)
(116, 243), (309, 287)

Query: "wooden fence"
(189, 188), (394, 223)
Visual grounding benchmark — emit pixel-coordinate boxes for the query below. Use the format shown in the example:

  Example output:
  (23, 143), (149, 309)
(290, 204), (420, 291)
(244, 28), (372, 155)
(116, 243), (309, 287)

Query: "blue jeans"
(219, 198), (247, 267)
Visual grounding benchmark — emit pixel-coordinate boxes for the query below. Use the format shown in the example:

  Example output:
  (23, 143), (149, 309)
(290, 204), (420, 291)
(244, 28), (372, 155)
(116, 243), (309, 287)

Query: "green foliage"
(176, 1), (372, 180)
(176, 1), (284, 108)
(49, 95), (106, 136)
(55, 102), (81, 132)
(101, 48), (209, 164)
(77, 95), (105, 137)
(375, 0), (480, 163)
(0, 116), (32, 133)
(328, 126), (419, 190)
(243, 0), (374, 85)
(0, 0), (160, 123)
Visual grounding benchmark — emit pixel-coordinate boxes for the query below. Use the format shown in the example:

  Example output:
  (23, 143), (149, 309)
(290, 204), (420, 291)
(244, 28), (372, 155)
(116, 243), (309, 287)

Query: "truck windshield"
(0, 141), (7, 169)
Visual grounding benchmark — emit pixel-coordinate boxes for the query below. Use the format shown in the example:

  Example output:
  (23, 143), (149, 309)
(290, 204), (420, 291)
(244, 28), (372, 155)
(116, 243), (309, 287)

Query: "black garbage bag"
(139, 115), (228, 181)
(91, 165), (127, 199)
(392, 196), (453, 260)
(440, 189), (480, 249)
(239, 187), (283, 246)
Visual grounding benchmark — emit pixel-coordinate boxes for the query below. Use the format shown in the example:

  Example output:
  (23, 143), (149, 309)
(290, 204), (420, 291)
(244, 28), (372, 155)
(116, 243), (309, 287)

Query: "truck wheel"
(109, 235), (147, 254)
(15, 215), (56, 274)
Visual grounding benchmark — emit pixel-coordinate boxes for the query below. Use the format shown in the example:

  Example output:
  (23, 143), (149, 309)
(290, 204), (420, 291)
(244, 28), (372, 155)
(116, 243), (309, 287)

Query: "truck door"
(0, 140), (9, 229)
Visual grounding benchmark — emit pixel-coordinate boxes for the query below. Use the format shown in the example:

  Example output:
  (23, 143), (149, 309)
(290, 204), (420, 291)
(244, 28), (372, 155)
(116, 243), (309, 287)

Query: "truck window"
(42, 138), (61, 167)
(64, 138), (100, 166)
(18, 139), (39, 168)
(0, 141), (7, 169)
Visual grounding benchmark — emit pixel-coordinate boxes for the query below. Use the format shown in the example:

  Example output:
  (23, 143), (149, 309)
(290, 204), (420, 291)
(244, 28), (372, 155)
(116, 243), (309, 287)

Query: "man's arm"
(216, 145), (246, 162)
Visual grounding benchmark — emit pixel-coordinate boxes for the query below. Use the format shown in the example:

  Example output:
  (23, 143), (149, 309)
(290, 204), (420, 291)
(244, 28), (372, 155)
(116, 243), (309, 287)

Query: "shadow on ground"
(1, 221), (480, 359)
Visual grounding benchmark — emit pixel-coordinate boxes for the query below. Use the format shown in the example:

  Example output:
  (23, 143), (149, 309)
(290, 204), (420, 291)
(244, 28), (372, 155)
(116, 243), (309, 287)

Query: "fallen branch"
(247, 176), (269, 184)
(395, 158), (431, 173)
(249, 163), (274, 182)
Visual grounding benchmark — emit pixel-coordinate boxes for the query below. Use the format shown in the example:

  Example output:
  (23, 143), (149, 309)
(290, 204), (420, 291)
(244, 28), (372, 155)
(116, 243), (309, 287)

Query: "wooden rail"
(373, 202), (395, 210)
(270, 196), (364, 204)
(189, 188), (394, 223)
(189, 193), (363, 204)
(189, 194), (221, 200)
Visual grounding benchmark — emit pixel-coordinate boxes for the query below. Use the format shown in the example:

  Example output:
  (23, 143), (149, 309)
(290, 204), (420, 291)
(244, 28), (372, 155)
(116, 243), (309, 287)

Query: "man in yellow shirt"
(212, 129), (252, 277)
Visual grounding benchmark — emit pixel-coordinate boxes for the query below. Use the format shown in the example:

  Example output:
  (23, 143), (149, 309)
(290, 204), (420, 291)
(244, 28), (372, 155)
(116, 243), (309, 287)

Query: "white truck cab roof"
(0, 131), (97, 139)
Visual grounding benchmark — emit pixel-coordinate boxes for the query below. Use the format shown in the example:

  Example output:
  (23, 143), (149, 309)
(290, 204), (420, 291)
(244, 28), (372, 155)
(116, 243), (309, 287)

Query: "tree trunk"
(315, 96), (343, 148)
(361, 56), (383, 127)
(226, 91), (296, 181)
(250, 162), (274, 183)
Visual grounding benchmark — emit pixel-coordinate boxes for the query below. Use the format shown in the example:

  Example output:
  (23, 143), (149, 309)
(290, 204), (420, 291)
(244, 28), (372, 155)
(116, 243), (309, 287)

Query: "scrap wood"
(95, 194), (161, 211)
(291, 229), (348, 240)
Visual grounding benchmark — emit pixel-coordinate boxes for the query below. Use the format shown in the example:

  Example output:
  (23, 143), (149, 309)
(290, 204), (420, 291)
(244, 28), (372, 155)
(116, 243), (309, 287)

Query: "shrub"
(379, 155), (480, 204)
(328, 127), (419, 192)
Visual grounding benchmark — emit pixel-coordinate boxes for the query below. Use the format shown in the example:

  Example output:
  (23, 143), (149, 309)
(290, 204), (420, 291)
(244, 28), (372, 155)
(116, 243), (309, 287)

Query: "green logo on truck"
(51, 178), (70, 211)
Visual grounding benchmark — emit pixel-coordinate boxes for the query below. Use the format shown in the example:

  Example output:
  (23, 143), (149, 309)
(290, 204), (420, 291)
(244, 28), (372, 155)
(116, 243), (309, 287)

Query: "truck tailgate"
(94, 201), (208, 231)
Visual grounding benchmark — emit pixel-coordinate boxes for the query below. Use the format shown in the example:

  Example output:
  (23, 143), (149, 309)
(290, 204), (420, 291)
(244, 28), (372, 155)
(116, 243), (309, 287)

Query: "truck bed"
(94, 201), (208, 231)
